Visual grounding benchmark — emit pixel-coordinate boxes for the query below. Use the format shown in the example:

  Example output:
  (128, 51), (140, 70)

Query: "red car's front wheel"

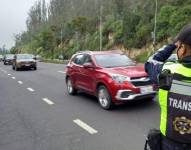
(97, 85), (114, 110)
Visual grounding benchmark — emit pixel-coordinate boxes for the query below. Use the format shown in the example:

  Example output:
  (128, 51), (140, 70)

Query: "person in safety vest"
(145, 24), (191, 150)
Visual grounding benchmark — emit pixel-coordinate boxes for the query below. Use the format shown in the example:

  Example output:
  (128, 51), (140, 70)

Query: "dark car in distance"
(3, 54), (14, 65)
(12, 54), (37, 71)
(65, 51), (156, 110)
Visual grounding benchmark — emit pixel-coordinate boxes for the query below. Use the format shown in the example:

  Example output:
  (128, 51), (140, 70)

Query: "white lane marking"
(58, 71), (66, 74)
(8, 74), (12, 76)
(12, 77), (16, 79)
(27, 88), (35, 92)
(18, 81), (23, 84)
(42, 98), (55, 105)
(73, 119), (98, 135)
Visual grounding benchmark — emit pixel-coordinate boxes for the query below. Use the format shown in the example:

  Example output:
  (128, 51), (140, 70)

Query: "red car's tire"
(66, 78), (77, 95)
(97, 85), (114, 110)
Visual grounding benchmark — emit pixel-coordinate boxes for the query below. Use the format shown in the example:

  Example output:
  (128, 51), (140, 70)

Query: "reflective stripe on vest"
(170, 80), (191, 95)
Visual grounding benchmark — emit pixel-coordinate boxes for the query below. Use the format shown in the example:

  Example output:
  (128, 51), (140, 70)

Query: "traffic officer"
(145, 24), (191, 150)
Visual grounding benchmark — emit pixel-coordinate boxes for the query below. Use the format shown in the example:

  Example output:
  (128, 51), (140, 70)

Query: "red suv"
(65, 51), (156, 110)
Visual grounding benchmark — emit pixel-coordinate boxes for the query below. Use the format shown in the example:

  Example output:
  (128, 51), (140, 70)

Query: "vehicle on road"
(12, 54), (37, 71)
(65, 51), (156, 110)
(3, 54), (14, 65)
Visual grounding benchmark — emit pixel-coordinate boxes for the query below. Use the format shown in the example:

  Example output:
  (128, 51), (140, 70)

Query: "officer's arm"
(144, 44), (176, 84)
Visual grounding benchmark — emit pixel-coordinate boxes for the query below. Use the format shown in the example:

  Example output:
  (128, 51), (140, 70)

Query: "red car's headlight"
(110, 74), (130, 83)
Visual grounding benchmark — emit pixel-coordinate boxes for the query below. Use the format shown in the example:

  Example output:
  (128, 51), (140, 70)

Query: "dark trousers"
(162, 136), (191, 150)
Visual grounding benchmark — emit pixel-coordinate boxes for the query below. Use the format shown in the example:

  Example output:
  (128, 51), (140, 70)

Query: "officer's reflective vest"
(159, 62), (191, 143)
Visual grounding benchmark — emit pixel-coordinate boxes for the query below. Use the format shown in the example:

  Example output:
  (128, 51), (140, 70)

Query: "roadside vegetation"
(42, 58), (68, 64)
(11, 0), (191, 62)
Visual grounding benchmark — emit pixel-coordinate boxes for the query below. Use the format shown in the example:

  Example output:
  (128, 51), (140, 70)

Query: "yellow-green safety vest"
(159, 62), (191, 143)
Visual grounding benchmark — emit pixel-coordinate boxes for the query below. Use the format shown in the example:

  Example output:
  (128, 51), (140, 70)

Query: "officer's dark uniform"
(145, 26), (191, 150)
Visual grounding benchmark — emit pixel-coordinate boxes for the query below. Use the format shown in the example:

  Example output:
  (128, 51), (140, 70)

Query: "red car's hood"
(104, 65), (147, 78)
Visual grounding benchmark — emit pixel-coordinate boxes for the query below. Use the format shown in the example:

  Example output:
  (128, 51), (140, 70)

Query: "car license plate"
(25, 64), (30, 66)
(140, 86), (153, 94)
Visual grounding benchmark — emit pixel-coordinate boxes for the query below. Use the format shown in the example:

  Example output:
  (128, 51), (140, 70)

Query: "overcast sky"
(0, 0), (49, 49)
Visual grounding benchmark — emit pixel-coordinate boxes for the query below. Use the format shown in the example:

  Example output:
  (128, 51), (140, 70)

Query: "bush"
(135, 51), (149, 63)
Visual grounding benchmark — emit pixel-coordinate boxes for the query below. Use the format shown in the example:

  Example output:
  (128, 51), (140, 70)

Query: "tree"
(12, 0), (191, 59)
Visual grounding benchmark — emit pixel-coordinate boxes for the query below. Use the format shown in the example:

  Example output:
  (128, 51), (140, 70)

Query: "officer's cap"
(175, 24), (191, 46)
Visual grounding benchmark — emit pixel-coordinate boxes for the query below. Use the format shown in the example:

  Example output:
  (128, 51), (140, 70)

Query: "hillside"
(11, 0), (191, 61)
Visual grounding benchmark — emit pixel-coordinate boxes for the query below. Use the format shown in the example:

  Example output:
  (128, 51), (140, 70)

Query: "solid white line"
(58, 71), (66, 74)
(18, 81), (23, 84)
(73, 119), (98, 135)
(12, 77), (16, 79)
(42, 98), (54, 105)
(27, 88), (35, 92)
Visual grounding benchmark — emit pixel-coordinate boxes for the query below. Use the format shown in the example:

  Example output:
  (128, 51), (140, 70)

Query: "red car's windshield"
(94, 54), (135, 68)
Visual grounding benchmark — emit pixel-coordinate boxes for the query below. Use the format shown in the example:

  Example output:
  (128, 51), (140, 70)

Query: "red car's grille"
(130, 77), (153, 86)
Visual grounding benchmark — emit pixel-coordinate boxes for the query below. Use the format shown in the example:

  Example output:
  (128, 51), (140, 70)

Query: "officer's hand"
(175, 41), (181, 49)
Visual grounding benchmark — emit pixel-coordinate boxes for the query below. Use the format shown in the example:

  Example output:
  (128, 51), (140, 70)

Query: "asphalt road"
(0, 62), (160, 150)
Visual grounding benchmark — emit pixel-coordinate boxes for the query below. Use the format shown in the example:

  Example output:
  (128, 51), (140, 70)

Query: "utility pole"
(2, 44), (6, 55)
(99, 5), (103, 51)
(61, 24), (64, 60)
(61, 24), (63, 46)
(153, 0), (158, 52)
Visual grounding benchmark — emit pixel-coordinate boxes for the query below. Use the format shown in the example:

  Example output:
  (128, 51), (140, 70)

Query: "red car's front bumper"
(107, 81), (156, 104)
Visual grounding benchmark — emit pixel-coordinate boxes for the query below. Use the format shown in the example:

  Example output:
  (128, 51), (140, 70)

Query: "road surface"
(0, 62), (160, 150)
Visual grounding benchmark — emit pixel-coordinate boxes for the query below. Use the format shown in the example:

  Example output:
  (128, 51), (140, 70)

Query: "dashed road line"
(58, 71), (66, 74)
(8, 74), (11, 76)
(18, 81), (23, 84)
(12, 77), (16, 79)
(42, 98), (55, 105)
(73, 119), (98, 135)
(27, 88), (35, 92)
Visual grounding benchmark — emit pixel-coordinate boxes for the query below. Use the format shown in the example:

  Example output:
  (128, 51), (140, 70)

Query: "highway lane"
(0, 62), (160, 150)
